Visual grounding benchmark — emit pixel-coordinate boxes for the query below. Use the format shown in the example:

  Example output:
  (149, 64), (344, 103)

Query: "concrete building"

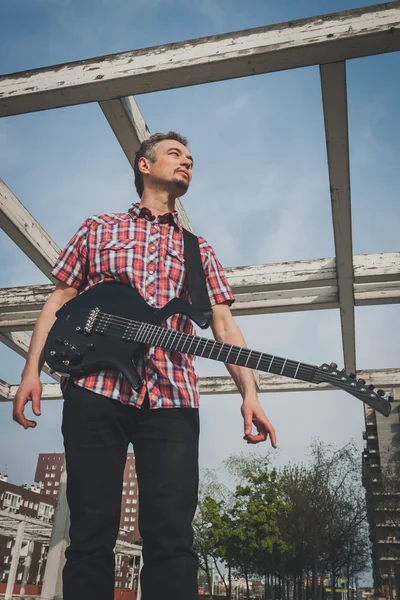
(363, 388), (400, 597)
(0, 475), (56, 585)
(34, 452), (140, 589)
(34, 452), (139, 542)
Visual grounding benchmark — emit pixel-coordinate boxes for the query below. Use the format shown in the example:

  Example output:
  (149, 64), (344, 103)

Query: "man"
(13, 132), (277, 600)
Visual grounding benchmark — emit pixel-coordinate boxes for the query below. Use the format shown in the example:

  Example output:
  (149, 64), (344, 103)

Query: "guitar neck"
(134, 320), (316, 383)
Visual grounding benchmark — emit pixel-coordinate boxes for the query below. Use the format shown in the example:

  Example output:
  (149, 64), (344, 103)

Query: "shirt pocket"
(96, 239), (139, 280)
(165, 245), (185, 288)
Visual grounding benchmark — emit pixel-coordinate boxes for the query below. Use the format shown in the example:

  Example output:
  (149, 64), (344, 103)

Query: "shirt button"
(149, 270), (154, 275)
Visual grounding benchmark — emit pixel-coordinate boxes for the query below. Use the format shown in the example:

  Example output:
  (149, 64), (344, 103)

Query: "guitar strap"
(182, 228), (213, 328)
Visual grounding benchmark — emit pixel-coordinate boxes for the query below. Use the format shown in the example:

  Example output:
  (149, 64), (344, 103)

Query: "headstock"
(313, 362), (393, 417)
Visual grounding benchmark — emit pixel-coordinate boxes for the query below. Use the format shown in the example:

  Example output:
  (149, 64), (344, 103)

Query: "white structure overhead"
(0, 3), (399, 116)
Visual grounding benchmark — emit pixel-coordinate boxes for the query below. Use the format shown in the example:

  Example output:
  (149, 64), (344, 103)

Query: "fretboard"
(107, 316), (317, 383)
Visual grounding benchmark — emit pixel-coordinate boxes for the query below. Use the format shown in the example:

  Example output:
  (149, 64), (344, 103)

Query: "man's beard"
(172, 176), (189, 191)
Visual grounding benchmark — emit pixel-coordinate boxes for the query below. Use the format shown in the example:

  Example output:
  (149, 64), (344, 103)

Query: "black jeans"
(61, 381), (200, 600)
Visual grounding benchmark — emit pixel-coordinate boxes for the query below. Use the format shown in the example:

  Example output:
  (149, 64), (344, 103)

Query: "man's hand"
(13, 376), (42, 429)
(241, 397), (277, 447)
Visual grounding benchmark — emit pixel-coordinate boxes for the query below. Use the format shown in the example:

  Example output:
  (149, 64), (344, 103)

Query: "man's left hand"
(241, 397), (277, 447)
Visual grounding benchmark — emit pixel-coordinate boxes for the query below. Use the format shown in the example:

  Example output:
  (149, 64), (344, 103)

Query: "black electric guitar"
(44, 282), (393, 417)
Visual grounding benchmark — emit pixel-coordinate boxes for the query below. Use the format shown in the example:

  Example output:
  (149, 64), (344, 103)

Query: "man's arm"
(13, 281), (79, 429)
(210, 302), (277, 447)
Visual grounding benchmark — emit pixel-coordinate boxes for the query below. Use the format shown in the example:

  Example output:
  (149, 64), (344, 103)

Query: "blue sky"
(0, 0), (399, 554)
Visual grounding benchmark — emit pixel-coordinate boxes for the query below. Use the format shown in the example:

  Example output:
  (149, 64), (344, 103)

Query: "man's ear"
(138, 156), (151, 175)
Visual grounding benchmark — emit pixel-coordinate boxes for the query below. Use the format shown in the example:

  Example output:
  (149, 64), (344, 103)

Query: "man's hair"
(134, 131), (189, 198)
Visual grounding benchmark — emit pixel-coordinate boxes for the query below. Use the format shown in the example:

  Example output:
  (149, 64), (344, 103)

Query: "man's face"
(141, 140), (194, 196)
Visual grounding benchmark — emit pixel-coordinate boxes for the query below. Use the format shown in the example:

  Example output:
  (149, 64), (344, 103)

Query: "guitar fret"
(194, 338), (202, 354)
(268, 355), (275, 371)
(294, 362), (300, 379)
(200, 339), (208, 357)
(244, 350), (251, 367)
(215, 344), (224, 361)
(280, 359), (287, 375)
(255, 353), (263, 370)
(235, 348), (242, 365)
(209, 340), (216, 357)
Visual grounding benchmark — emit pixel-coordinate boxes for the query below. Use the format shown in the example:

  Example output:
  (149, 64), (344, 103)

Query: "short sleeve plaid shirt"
(51, 203), (235, 409)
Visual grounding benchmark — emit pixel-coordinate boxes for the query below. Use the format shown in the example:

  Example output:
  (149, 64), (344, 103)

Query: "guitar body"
(45, 283), (210, 390)
(46, 284), (153, 389)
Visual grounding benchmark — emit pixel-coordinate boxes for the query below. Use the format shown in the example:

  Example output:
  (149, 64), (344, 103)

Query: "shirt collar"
(128, 202), (182, 231)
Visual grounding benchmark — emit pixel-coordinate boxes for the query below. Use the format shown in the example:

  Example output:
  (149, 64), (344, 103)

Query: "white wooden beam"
(99, 96), (193, 231)
(0, 379), (10, 400)
(1, 254), (398, 330)
(320, 61), (355, 373)
(0, 179), (60, 281)
(0, 331), (60, 381)
(0, 3), (399, 116)
(225, 252), (400, 294)
(0, 369), (398, 401)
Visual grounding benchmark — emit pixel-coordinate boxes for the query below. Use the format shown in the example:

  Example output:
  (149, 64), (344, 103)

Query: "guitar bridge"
(84, 307), (100, 335)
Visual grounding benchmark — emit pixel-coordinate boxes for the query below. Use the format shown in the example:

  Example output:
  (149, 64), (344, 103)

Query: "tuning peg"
(358, 378), (366, 386)
(368, 384), (375, 390)
(377, 389), (386, 397)
(330, 362), (338, 369)
(349, 373), (356, 379)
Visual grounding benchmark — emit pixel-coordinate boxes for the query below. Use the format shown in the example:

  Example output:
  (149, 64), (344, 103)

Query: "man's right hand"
(13, 376), (42, 429)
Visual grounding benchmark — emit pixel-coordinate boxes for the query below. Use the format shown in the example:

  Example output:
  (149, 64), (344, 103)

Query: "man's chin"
(172, 178), (190, 193)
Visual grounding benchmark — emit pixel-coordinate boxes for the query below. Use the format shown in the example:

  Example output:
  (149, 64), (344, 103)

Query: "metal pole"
(5, 519), (25, 600)
(136, 552), (143, 600)
(41, 462), (70, 600)
(19, 539), (34, 599)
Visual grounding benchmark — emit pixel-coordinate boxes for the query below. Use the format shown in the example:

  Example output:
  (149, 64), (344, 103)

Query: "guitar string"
(94, 314), (356, 384)
(94, 315), (316, 376)
(80, 317), (389, 404)
(88, 313), (384, 396)
(73, 314), (388, 403)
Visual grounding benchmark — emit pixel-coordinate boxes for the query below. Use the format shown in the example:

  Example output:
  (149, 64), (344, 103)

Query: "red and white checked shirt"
(51, 203), (235, 409)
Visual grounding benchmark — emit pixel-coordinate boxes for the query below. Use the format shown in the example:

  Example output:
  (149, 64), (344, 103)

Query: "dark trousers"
(61, 381), (200, 600)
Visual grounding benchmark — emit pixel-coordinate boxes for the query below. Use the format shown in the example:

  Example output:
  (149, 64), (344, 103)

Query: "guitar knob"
(358, 379), (366, 386)
(349, 373), (356, 379)
(377, 389), (386, 397)
(330, 362), (338, 369)
(368, 384), (375, 390)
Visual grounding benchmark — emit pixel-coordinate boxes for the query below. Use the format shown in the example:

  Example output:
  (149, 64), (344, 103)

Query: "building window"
(29, 502), (33, 509)
(123, 482), (127, 487)
(45, 474), (50, 478)
(4, 492), (21, 509)
(129, 491), (134, 495)
(126, 508), (131, 513)
(6, 541), (12, 548)
(55, 482), (59, 487)
(127, 499), (131, 504)
(122, 491), (126, 496)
